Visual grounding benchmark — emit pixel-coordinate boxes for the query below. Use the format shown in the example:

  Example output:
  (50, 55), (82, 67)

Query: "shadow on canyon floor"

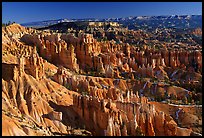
(42, 100), (86, 130)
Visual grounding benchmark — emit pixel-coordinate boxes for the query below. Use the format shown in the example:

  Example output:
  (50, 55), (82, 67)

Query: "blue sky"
(2, 2), (202, 24)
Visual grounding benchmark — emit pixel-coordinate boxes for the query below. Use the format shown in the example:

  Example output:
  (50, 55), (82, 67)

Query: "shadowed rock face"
(2, 23), (202, 136)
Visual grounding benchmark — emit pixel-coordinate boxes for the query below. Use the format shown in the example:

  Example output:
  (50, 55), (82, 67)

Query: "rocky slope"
(2, 58), (90, 136)
(2, 23), (202, 136)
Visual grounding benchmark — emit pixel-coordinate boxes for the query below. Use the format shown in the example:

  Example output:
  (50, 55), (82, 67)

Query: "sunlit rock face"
(72, 94), (195, 136)
(2, 23), (202, 136)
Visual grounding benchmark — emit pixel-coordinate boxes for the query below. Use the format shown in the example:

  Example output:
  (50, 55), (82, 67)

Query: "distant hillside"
(37, 21), (90, 32)
(21, 18), (99, 28)
(21, 15), (202, 30)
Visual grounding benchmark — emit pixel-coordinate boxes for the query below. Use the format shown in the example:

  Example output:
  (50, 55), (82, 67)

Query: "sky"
(2, 2), (202, 24)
